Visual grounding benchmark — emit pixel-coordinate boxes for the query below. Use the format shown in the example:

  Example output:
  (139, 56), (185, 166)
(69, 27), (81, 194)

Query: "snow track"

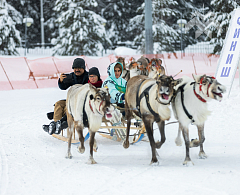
(0, 139), (9, 195)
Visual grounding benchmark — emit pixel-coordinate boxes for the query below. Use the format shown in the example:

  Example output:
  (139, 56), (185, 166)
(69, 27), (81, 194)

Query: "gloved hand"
(121, 94), (125, 101)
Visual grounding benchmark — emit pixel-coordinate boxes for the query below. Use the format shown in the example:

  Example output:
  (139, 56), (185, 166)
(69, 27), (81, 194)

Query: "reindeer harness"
(136, 80), (161, 122)
(178, 76), (215, 123)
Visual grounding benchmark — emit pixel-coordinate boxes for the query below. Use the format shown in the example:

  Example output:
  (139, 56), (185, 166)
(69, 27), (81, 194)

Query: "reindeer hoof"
(198, 151), (208, 159)
(122, 141), (129, 149)
(183, 160), (194, 166)
(65, 153), (72, 159)
(87, 157), (97, 164)
(93, 147), (98, 152)
(155, 141), (162, 149)
(78, 147), (85, 154)
(150, 159), (159, 166)
(175, 138), (182, 146)
(190, 138), (199, 147)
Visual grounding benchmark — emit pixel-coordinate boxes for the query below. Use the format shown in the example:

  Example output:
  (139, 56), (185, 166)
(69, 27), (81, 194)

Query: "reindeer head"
(156, 75), (182, 104)
(116, 57), (126, 70)
(147, 58), (160, 72)
(192, 74), (226, 102)
(137, 56), (149, 76)
(89, 85), (115, 120)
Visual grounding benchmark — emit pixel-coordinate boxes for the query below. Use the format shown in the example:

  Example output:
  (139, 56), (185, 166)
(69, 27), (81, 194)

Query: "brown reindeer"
(66, 84), (115, 164)
(136, 56), (149, 76)
(123, 75), (182, 164)
(116, 56), (130, 81)
(147, 58), (165, 79)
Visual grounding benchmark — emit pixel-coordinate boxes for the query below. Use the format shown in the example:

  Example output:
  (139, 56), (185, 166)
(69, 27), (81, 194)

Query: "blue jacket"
(102, 62), (127, 103)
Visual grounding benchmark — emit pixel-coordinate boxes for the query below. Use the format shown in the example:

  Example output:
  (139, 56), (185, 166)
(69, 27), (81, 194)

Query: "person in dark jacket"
(42, 58), (89, 135)
(43, 65), (103, 135)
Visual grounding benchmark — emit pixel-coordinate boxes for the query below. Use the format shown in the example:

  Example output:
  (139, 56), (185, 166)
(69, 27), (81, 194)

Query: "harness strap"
(136, 80), (160, 122)
(143, 86), (161, 122)
(136, 79), (146, 117)
(83, 91), (89, 127)
(179, 84), (195, 123)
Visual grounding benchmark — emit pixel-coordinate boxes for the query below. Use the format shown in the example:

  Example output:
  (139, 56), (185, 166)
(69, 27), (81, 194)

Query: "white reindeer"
(172, 74), (226, 165)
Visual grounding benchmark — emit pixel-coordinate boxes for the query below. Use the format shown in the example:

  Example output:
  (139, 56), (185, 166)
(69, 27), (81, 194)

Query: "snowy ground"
(0, 78), (240, 195)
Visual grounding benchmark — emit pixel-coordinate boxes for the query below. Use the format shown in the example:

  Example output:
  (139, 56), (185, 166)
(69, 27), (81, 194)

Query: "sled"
(52, 117), (146, 144)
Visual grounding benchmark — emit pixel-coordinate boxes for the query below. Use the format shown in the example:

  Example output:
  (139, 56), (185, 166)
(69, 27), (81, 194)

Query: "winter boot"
(47, 112), (54, 120)
(48, 121), (56, 135)
(42, 124), (49, 132)
(55, 120), (68, 134)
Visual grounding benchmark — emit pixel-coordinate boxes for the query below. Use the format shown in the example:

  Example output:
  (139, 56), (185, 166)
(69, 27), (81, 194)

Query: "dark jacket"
(58, 71), (89, 90)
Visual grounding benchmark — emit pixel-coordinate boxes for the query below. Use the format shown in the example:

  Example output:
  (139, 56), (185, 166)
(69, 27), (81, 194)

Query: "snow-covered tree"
(53, 0), (109, 56)
(206, 0), (240, 54)
(0, 0), (21, 55)
(98, 0), (144, 48)
(128, 0), (183, 53)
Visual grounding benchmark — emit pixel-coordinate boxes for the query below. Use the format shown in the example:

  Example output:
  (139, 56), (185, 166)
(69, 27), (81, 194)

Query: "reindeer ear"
(89, 94), (94, 100)
(192, 74), (203, 83)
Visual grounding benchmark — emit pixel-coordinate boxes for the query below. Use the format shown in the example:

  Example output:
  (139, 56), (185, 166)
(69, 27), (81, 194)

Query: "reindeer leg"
(175, 124), (183, 146)
(75, 123), (85, 154)
(88, 132), (97, 164)
(143, 116), (158, 165)
(155, 120), (166, 149)
(190, 124), (205, 147)
(123, 102), (131, 149)
(181, 124), (194, 165)
(196, 125), (207, 159)
(123, 118), (131, 149)
(65, 126), (73, 159)
(93, 138), (98, 152)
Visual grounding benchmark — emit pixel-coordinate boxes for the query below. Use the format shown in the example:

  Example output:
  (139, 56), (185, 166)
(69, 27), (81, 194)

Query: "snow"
(114, 46), (140, 56)
(1, 75), (240, 195)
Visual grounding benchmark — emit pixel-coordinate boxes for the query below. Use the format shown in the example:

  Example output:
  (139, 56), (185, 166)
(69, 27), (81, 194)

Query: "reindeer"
(136, 56), (149, 76)
(66, 84), (115, 164)
(116, 56), (130, 81)
(147, 58), (165, 79)
(172, 74), (226, 165)
(123, 75), (182, 164)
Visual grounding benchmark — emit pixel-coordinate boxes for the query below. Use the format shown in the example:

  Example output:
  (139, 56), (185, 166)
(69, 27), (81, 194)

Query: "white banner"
(215, 8), (240, 96)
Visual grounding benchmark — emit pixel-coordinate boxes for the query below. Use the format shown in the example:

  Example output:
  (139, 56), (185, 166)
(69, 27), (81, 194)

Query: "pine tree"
(0, 0), (21, 55)
(128, 0), (184, 53)
(53, 0), (108, 56)
(98, 0), (144, 48)
(8, 0), (58, 48)
(206, 0), (240, 54)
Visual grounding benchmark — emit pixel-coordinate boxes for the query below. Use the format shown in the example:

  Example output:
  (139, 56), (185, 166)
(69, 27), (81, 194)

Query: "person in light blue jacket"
(102, 62), (127, 104)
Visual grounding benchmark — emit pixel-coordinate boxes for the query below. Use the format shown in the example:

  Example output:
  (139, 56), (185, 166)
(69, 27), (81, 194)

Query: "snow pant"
(53, 100), (67, 122)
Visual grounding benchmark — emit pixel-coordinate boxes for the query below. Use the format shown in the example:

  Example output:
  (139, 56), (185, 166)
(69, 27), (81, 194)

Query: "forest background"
(0, 0), (239, 56)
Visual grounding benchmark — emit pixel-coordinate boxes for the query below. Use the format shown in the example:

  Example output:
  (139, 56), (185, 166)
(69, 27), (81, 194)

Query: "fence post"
(0, 61), (14, 90)
(24, 57), (38, 88)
